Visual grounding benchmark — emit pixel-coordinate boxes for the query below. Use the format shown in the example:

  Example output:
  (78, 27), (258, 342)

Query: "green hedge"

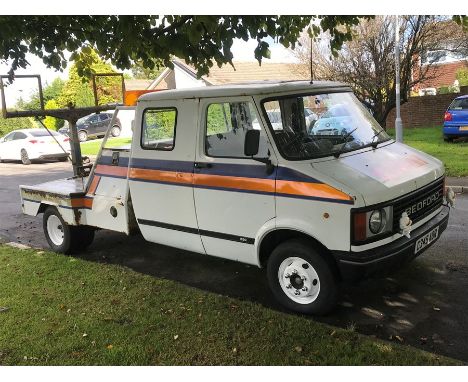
(0, 114), (36, 137)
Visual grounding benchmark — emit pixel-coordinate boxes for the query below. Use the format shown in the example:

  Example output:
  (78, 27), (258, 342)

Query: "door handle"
(194, 162), (212, 169)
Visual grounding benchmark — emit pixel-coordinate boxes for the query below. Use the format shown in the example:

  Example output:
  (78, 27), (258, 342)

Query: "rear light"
(63, 138), (70, 142)
(353, 212), (367, 242)
(28, 139), (44, 144)
(444, 112), (452, 121)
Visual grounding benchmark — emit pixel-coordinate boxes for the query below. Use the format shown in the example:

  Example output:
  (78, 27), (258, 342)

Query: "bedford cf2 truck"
(19, 81), (450, 315)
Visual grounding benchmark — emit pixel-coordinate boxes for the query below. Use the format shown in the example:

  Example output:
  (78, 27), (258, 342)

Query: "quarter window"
(141, 108), (177, 151)
(205, 101), (269, 158)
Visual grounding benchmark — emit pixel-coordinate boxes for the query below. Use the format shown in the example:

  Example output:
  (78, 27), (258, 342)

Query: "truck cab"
(20, 81), (450, 315)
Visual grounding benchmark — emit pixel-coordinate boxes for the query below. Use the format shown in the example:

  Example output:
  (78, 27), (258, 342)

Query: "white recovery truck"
(18, 81), (452, 315)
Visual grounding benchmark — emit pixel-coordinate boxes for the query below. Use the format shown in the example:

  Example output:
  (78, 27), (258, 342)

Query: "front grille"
(392, 178), (444, 232)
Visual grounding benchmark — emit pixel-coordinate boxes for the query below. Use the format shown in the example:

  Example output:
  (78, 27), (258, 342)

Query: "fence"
(385, 87), (468, 128)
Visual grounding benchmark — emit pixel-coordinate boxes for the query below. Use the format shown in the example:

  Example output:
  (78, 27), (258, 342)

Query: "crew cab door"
(129, 99), (205, 254)
(193, 97), (276, 265)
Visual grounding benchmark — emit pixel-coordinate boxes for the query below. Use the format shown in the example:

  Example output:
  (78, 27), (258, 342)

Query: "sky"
(0, 38), (296, 108)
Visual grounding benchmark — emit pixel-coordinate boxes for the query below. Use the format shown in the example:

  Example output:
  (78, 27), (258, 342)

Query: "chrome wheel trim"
(278, 256), (321, 304)
(47, 214), (65, 246)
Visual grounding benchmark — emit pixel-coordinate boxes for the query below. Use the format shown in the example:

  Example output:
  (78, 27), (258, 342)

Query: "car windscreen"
(29, 130), (60, 137)
(262, 92), (390, 160)
(449, 98), (468, 110)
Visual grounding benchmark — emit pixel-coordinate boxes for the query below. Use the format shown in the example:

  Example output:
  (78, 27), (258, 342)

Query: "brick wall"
(386, 88), (468, 128)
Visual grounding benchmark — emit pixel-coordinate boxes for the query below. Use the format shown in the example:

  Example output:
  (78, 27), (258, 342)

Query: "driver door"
(193, 97), (276, 265)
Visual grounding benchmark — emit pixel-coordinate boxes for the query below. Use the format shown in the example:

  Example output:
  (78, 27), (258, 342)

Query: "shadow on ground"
(66, 228), (468, 363)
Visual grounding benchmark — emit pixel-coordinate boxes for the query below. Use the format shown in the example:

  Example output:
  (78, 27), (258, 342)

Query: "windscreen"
(262, 92), (390, 160)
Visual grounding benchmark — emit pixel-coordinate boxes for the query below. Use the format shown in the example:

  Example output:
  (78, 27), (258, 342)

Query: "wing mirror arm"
(251, 156), (275, 175)
(244, 129), (275, 175)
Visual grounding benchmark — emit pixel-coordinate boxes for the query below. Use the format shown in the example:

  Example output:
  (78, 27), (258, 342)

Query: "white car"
(0, 129), (71, 165)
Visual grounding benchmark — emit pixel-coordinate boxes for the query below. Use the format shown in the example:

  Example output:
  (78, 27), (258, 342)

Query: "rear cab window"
(141, 108), (177, 151)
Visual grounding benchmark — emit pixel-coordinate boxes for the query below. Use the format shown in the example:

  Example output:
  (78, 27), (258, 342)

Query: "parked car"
(443, 95), (468, 142)
(58, 112), (121, 142)
(309, 104), (353, 136)
(0, 129), (70, 165)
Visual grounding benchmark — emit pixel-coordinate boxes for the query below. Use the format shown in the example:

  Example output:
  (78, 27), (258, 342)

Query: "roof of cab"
(138, 80), (351, 102)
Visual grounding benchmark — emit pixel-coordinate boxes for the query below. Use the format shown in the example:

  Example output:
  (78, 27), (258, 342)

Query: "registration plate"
(414, 226), (439, 254)
(459, 126), (468, 131)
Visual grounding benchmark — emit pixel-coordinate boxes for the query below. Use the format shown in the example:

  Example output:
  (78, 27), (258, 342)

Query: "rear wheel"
(20, 149), (31, 165)
(43, 206), (95, 254)
(443, 135), (454, 142)
(267, 239), (339, 315)
(78, 130), (88, 142)
(110, 125), (121, 137)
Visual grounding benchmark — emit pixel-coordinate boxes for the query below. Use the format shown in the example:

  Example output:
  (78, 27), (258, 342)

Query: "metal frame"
(0, 73), (125, 177)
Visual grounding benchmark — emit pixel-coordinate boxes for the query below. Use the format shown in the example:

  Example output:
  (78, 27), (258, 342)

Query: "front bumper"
(332, 206), (450, 281)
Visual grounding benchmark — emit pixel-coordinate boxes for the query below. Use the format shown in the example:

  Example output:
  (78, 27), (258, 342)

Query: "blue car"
(443, 95), (468, 142)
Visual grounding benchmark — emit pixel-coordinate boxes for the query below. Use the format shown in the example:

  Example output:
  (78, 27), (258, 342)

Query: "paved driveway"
(1, 161), (467, 362)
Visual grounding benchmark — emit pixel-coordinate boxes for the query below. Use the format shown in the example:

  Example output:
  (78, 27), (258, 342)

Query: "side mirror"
(244, 130), (260, 157)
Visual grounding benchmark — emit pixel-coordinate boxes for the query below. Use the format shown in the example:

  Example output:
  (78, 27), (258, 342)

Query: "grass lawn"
(387, 127), (468, 177)
(0, 244), (458, 366)
(80, 137), (131, 156)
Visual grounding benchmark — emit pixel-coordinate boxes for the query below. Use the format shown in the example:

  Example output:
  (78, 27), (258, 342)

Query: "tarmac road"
(1, 160), (467, 363)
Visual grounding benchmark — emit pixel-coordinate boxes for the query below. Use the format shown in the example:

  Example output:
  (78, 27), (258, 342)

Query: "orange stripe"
(71, 198), (93, 209)
(276, 180), (353, 201)
(194, 173), (275, 193)
(129, 168), (193, 185)
(87, 175), (101, 195)
(95, 164), (128, 177)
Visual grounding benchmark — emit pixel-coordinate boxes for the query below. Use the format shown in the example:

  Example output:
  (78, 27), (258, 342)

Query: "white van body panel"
(129, 98), (205, 254)
(312, 142), (444, 206)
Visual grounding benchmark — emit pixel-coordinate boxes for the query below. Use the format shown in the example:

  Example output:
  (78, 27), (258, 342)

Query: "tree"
(0, 115), (35, 136)
(131, 59), (165, 80)
(293, 16), (468, 127)
(456, 67), (468, 86)
(23, 77), (65, 111)
(0, 16), (373, 80)
(57, 49), (121, 108)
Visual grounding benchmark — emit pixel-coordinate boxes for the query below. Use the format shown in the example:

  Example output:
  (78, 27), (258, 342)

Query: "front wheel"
(21, 149), (31, 165)
(267, 239), (339, 315)
(43, 206), (95, 254)
(110, 125), (121, 137)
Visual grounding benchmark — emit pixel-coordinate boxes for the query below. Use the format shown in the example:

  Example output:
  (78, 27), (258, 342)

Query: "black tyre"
(43, 206), (95, 254)
(20, 149), (31, 165)
(443, 135), (454, 142)
(267, 239), (339, 315)
(110, 125), (121, 137)
(78, 130), (88, 142)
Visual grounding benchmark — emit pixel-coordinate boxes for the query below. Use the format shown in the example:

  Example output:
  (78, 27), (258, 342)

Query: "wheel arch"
(258, 228), (340, 279)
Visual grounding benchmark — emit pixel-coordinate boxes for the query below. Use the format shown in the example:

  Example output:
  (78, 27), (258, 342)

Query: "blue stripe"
(276, 167), (320, 183)
(276, 192), (354, 204)
(130, 157), (194, 173)
(98, 155), (130, 167)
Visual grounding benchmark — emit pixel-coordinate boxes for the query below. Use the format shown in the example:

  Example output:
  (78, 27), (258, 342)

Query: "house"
(412, 20), (468, 94)
(147, 60), (308, 90)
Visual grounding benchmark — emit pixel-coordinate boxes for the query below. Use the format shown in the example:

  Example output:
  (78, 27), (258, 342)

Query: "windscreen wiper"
(333, 127), (358, 158)
(370, 128), (386, 148)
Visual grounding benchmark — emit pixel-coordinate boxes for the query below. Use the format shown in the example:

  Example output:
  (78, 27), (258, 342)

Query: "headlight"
(369, 209), (386, 234)
(352, 206), (393, 244)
